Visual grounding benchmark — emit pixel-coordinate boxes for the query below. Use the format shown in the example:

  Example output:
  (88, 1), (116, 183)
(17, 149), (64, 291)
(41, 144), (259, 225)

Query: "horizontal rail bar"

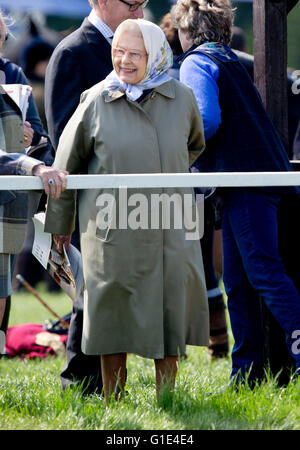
(0, 172), (300, 190)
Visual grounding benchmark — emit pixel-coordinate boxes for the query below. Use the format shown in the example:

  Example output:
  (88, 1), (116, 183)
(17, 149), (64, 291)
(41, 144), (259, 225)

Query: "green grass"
(0, 285), (300, 430)
(8, 284), (71, 326)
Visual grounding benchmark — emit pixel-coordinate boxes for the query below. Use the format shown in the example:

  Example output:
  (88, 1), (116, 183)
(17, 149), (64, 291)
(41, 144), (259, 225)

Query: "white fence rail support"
(0, 172), (300, 190)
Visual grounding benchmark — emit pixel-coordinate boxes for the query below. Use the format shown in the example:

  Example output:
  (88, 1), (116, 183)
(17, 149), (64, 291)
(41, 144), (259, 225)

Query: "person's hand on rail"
(32, 165), (68, 199)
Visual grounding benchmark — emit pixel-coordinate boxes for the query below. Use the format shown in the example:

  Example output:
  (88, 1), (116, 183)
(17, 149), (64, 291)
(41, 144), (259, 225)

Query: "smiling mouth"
(120, 67), (136, 74)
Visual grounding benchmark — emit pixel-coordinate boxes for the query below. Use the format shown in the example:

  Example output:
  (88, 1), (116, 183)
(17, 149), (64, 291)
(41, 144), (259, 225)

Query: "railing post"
(253, 0), (297, 384)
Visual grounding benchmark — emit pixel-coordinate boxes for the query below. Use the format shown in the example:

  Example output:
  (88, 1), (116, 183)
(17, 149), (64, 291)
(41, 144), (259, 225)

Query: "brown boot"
(208, 294), (229, 359)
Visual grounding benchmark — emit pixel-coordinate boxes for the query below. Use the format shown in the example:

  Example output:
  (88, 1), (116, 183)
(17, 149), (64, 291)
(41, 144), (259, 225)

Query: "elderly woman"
(172, 0), (300, 385)
(45, 18), (209, 400)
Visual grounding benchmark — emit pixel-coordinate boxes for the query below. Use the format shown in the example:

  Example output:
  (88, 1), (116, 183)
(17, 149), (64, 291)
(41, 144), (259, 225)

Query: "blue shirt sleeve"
(180, 53), (221, 140)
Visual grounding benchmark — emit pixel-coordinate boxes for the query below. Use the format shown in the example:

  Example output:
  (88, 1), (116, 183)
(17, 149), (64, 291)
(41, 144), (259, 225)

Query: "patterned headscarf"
(105, 19), (173, 101)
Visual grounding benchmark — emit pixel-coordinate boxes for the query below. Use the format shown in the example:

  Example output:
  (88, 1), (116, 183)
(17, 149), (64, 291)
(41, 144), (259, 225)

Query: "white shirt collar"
(88, 9), (114, 44)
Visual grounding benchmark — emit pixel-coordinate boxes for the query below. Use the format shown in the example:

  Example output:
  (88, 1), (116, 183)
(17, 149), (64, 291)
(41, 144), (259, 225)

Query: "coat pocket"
(95, 188), (117, 242)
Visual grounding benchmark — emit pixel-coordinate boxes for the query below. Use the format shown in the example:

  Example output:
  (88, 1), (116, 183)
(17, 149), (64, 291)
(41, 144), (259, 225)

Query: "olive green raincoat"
(45, 79), (209, 358)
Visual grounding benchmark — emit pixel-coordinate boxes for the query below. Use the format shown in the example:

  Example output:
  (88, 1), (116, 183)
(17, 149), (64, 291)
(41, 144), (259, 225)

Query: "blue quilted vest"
(181, 43), (298, 195)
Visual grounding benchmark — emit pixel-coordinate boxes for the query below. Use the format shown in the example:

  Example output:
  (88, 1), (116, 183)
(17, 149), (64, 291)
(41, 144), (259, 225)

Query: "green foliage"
(232, 2), (300, 70)
(8, 284), (71, 326)
(287, 3), (300, 70)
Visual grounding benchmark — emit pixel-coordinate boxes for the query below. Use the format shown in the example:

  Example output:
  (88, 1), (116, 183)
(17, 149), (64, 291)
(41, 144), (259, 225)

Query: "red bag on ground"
(5, 323), (68, 359)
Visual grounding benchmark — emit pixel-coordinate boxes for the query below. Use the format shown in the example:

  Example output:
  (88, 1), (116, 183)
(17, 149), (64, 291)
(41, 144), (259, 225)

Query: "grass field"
(0, 285), (300, 431)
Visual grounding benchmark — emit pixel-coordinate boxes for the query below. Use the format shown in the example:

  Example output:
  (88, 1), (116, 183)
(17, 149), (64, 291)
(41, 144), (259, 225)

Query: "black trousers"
(60, 289), (103, 394)
(0, 295), (11, 336)
(61, 213), (103, 394)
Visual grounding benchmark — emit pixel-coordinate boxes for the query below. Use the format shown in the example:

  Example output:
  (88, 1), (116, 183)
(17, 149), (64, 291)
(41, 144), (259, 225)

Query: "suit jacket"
(45, 18), (113, 150)
(0, 86), (42, 254)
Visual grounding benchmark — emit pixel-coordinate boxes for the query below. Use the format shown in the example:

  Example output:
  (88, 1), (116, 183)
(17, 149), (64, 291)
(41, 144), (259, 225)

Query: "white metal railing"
(0, 172), (300, 190)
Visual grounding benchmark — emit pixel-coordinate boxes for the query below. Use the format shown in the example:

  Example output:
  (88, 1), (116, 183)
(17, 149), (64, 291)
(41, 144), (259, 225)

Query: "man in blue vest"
(45, 0), (148, 395)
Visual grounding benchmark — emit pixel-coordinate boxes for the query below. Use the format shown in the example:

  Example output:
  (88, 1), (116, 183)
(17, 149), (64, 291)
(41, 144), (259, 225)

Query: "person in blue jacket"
(172, 0), (300, 386)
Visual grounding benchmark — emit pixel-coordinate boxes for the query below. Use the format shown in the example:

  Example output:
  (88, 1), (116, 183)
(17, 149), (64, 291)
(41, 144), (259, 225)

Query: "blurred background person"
(20, 29), (55, 131)
(159, 12), (182, 79)
(230, 25), (247, 53)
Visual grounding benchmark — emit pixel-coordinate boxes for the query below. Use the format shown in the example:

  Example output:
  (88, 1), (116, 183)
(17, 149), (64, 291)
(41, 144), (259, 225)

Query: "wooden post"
(253, 0), (298, 384)
(253, 0), (288, 149)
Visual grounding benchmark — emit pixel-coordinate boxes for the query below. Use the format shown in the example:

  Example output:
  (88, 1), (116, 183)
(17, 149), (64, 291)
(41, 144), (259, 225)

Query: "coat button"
(150, 92), (156, 100)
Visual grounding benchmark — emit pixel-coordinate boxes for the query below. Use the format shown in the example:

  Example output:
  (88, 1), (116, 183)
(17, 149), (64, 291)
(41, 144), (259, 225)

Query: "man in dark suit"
(44, 0), (147, 394)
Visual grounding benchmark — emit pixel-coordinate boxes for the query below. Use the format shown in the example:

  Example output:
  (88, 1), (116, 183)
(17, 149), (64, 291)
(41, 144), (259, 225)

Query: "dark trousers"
(61, 289), (103, 394)
(221, 189), (300, 382)
(201, 196), (220, 291)
(61, 213), (103, 394)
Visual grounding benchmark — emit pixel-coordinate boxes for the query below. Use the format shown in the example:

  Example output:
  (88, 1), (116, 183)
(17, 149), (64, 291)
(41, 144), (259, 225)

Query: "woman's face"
(112, 30), (148, 85)
(178, 29), (193, 53)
